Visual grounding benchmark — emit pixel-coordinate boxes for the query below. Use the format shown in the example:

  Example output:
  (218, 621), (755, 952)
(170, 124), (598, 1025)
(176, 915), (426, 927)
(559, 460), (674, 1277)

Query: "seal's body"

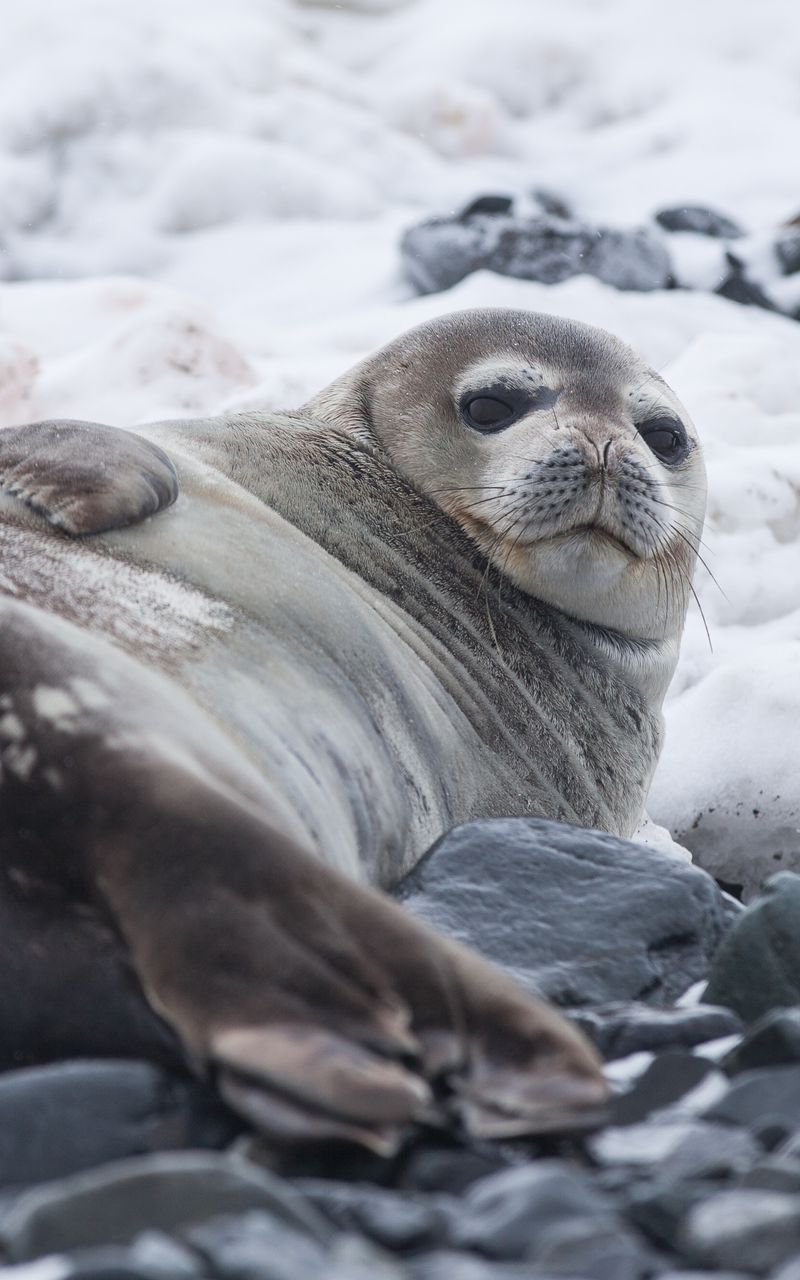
(0, 309), (705, 1149)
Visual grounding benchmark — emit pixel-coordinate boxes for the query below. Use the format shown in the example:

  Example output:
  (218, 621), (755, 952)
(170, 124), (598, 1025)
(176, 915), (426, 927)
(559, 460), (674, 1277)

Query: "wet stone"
(723, 1008), (800, 1074)
(702, 1065), (800, 1133)
(409, 1252), (533, 1280)
(393, 1139), (510, 1194)
(681, 1188), (800, 1273)
(52, 1231), (199, 1278)
(573, 1002), (742, 1061)
(529, 1215), (655, 1280)
(0, 1060), (239, 1191)
(0, 1151), (332, 1265)
(182, 1209), (329, 1279)
(624, 1177), (720, 1253)
(654, 204), (745, 237)
(656, 1122), (761, 1182)
(453, 1160), (614, 1260)
(297, 1181), (457, 1253)
(397, 819), (734, 1009)
(739, 1155), (800, 1194)
(610, 1052), (720, 1126)
(705, 874), (800, 1023)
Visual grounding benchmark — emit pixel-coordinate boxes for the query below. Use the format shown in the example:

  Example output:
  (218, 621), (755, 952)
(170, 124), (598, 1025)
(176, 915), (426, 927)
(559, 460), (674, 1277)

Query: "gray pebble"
(454, 1160), (614, 1260)
(0, 1152), (331, 1265)
(681, 1188), (800, 1272)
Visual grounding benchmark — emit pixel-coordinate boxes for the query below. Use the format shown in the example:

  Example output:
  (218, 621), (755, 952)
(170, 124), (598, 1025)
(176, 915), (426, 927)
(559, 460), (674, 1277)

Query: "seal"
(0, 308), (706, 1151)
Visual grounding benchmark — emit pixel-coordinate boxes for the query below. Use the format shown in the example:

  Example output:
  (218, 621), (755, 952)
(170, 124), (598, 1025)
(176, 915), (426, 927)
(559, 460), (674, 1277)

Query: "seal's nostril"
(602, 440), (612, 469)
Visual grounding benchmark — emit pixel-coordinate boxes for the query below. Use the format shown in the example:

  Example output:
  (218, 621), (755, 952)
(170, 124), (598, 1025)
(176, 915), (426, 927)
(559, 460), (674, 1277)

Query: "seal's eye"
(639, 417), (689, 465)
(463, 395), (514, 431)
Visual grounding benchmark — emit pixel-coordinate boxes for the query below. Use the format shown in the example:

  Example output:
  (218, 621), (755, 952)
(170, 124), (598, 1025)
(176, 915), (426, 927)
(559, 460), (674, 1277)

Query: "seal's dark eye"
(639, 417), (689, 464)
(463, 396), (514, 431)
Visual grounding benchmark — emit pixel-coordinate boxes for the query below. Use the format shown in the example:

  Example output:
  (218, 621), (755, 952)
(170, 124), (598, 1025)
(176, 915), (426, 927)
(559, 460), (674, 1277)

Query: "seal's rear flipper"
(0, 594), (608, 1154)
(0, 419), (178, 536)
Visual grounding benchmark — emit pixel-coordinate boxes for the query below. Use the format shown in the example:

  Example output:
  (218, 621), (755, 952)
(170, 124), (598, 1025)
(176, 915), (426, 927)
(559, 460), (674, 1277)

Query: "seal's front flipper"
(0, 419), (178, 536)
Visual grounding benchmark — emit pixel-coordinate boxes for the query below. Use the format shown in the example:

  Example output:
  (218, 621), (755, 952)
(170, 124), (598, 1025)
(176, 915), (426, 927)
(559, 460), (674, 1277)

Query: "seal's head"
(306, 308), (706, 644)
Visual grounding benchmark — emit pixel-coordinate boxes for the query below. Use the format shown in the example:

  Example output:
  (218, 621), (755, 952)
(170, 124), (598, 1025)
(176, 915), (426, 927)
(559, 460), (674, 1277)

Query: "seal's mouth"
(562, 523), (638, 558)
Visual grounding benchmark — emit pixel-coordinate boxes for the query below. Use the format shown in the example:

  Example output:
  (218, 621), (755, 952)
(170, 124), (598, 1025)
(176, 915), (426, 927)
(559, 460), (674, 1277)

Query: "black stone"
(657, 1122), (760, 1181)
(0, 1151), (332, 1264)
(400, 212), (671, 296)
(394, 1139), (510, 1194)
(723, 1008), (800, 1074)
(0, 1060), (240, 1190)
(460, 194), (513, 218)
(703, 1065), (800, 1134)
(453, 1160), (615, 1260)
(53, 1232), (199, 1278)
(410, 1252), (533, 1280)
(715, 252), (781, 311)
(739, 1155), (800, 1194)
(529, 1216), (655, 1279)
(681, 1188), (800, 1272)
(705, 873), (800, 1023)
(574, 1003), (742, 1062)
(297, 1180), (457, 1253)
(397, 819), (734, 1009)
(624, 1178), (721, 1252)
(775, 231), (800, 275)
(611, 1053), (720, 1127)
(654, 205), (745, 238)
(182, 1209), (329, 1279)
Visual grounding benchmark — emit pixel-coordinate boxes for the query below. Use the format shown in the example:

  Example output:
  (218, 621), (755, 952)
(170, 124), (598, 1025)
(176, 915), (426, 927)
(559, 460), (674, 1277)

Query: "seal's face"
(309, 308), (706, 643)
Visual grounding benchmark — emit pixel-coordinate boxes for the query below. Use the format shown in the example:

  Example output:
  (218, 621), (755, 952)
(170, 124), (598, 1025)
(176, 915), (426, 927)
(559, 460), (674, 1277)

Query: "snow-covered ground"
(1, 0), (798, 895)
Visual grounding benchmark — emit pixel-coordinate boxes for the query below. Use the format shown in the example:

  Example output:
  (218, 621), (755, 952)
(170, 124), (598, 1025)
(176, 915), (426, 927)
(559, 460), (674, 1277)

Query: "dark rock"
(654, 205), (745, 238)
(703, 1066), (800, 1134)
(400, 212), (671, 296)
(394, 1139), (510, 1194)
(529, 1215), (654, 1279)
(656, 1122), (760, 1181)
(573, 1002), (742, 1060)
(297, 1181), (456, 1253)
(182, 1209), (329, 1279)
(532, 188), (572, 219)
(611, 1053), (720, 1126)
(0, 1151), (332, 1264)
(589, 1120), (711, 1168)
(681, 1188), (800, 1272)
(410, 1252), (533, 1280)
(0, 1060), (240, 1190)
(460, 194), (513, 218)
(454, 1160), (615, 1260)
(716, 252), (781, 311)
(53, 1232), (199, 1278)
(397, 819), (734, 1008)
(739, 1155), (800, 1193)
(656, 1273), (756, 1280)
(625, 1178), (721, 1252)
(705, 874), (800, 1023)
(723, 1009), (800, 1074)
(773, 1257), (800, 1280)
(776, 232), (800, 275)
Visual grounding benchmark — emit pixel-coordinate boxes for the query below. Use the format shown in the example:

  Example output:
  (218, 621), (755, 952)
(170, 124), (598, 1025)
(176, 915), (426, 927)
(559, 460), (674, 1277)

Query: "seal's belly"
(0, 451), (645, 885)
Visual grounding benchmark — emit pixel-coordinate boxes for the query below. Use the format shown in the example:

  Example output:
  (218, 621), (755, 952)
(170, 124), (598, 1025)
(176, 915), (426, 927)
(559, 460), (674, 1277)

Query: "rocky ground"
(401, 195), (800, 322)
(3, 819), (800, 1280)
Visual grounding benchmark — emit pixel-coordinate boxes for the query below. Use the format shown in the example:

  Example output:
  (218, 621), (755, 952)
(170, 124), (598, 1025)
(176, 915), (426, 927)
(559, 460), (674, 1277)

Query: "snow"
(1, 0), (799, 894)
